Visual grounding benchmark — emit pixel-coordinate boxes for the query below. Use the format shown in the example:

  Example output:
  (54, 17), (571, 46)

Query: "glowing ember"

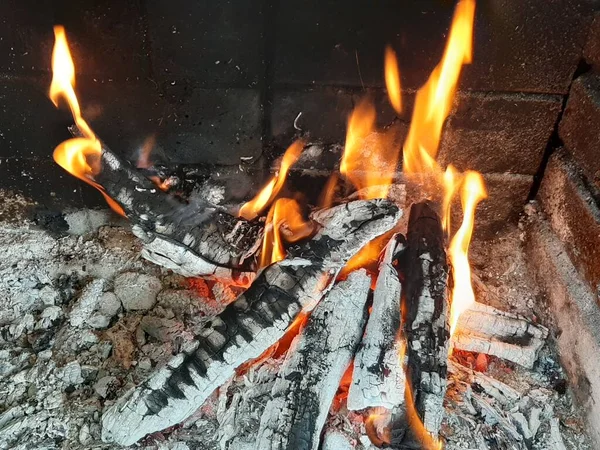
(448, 171), (487, 335)
(384, 46), (403, 115)
(259, 198), (314, 268)
(49, 26), (124, 216)
(239, 141), (304, 221)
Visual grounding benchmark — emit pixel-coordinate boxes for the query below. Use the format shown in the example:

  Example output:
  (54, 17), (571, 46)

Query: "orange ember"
(448, 171), (487, 335)
(239, 141), (304, 220)
(384, 46), (403, 115)
(49, 26), (124, 216)
(259, 198), (314, 268)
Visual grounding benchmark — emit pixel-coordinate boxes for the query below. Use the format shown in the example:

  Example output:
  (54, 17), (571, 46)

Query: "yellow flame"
(49, 26), (124, 217)
(442, 165), (461, 232)
(384, 46), (403, 114)
(448, 171), (487, 335)
(239, 141), (304, 220)
(259, 198), (314, 268)
(402, 0), (475, 177)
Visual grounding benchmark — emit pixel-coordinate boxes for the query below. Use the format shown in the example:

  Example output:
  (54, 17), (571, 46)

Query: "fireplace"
(1, 1), (600, 449)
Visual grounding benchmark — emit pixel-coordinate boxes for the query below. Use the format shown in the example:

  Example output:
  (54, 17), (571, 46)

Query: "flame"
(340, 99), (399, 200)
(338, 232), (392, 280)
(318, 172), (339, 208)
(441, 165), (461, 232)
(404, 381), (444, 450)
(384, 46), (403, 114)
(402, 0), (475, 177)
(259, 198), (314, 268)
(239, 141), (304, 220)
(49, 26), (125, 216)
(448, 171), (487, 335)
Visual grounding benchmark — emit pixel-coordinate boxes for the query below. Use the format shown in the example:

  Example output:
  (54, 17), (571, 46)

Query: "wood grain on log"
(348, 234), (406, 411)
(69, 126), (263, 276)
(101, 199), (401, 446)
(452, 302), (548, 369)
(400, 201), (450, 439)
(254, 269), (371, 450)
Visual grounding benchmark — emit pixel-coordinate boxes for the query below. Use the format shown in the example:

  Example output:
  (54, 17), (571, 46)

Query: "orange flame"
(259, 198), (314, 268)
(402, 0), (475, 177)
(384, 46), (403, 114)
(441, 165), (461, 232)
(448, 171), (487, 335)
(340, 99), (399, 200)
(239, 141), (304, 220)
(49, 26), (124, 216)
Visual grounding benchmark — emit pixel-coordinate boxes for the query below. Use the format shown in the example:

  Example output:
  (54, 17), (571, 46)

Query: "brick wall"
(0, 0), (596, 212)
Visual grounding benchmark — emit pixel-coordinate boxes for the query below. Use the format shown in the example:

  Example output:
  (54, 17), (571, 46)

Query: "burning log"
(70, 126), (262, 280)
(347, 234), (406, 411)
(254, 269), (371, 450)
(101, 199), (401, 446)
(452, 302), (548, 369)
(399, 201), (450, 440)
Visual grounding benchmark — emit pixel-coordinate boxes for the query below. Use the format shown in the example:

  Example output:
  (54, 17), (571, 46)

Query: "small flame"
(402, 0), (475, 177)
(339, 232), (392, 280)
(340, 99), (401, 200)
(259, 198), (314, 268)
(318, 172), (339, 208)
(239, 141), (304, 220)
(441, 165), (461, 232)
(384, 46), (403, 114)
(50, 26), (124, 217)
(448, 171), (487, 335)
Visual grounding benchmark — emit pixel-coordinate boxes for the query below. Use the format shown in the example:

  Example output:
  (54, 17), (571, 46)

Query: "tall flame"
(384, 46), (403, 114)
(239, 141), (304, 221)
(49, 26), (124, 216)
(448, 171), (487, 335)
(402, 0), (475, 177)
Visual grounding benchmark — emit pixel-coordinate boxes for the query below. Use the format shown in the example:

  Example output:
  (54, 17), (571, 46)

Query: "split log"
(254, 269), (371, 450)
(347, 234), (406, 411)
(69, 126), (262, 278)
(452, 302), (548, 369)
(399, 201), (450, 441)
(101, 199), (401, 446)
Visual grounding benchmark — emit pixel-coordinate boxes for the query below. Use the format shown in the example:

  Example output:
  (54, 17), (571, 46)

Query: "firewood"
(69, 126), (262, 278)
(399, 201), (450, 440)
(347, 234), (406, 411)
(254, 270), (371, 450)
(101, 199), (401, 446)
(452, 302), (548, 369)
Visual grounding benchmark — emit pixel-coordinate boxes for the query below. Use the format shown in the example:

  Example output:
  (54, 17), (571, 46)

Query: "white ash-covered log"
(69, 126), (262, 280)
(396, 201), (450, 445)
(101, 199), (402, 446)
(255, 269), (371, 450)
(347, 234), (406, 411)
(452, 302), (548, 369)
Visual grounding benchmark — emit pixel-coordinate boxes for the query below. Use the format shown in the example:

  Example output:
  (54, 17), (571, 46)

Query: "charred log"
(254, 269), (371, 450)
(70, 125), (262, 276)
(399, 201), (450, 441)
(347, 234), (406, 411)
(452, 302), (548, 368)
(101, 199), (402, 446)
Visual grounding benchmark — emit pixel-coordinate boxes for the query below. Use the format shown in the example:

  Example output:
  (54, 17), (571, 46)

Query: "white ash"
(115, 272), (162, 311)
(0, 196), (594, 449)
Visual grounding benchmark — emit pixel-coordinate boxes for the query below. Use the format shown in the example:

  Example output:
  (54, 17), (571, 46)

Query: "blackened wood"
(452, 302), (548, 368)
(254, 270), (371, 450)
(101, 199), (402, 446)
(400, 201), (450, 440)
(348, 234), (406, 411)
(69, 126), (262, 274)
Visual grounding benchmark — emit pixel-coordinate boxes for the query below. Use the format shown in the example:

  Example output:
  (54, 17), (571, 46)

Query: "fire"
(402, 0), (475, 177)
(384, 46), (402, 114)
(403, 381), (443, 450)
(441, 165), (461, 232)
(259, 198), (314, 268)
(340, 99), (399, 200)
(448, 171), (487, 335)
(49, 26), (124, 216)
(239, 141), (304, 221)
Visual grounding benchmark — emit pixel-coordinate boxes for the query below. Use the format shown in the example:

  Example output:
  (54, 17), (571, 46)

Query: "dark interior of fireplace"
(2, 1), (600, 449)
